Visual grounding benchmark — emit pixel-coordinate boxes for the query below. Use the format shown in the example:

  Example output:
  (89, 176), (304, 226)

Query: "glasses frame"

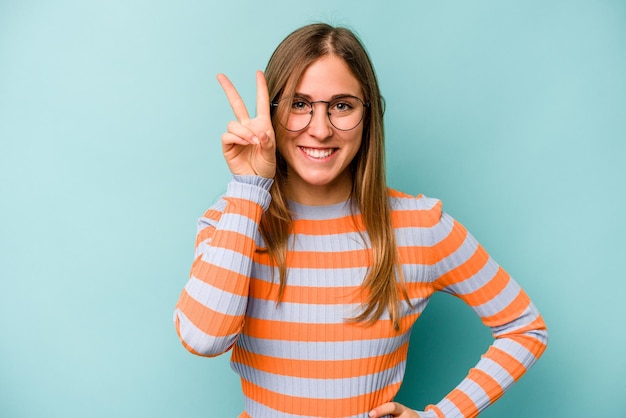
(270, 95), (370, 132)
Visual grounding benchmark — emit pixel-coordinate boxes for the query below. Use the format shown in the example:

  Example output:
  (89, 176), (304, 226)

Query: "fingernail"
(252, 136), (260, 144)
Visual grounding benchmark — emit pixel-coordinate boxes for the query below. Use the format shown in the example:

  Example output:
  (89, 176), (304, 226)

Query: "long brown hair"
(262, 23), (409, 330)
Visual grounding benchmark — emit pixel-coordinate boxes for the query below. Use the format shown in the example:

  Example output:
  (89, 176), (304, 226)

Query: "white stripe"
(290, 231), (367, 251)
(432, 232), (480, 280)
(237, 333), (410, 361)
(455, 378), (489, 412)
(219, 211), (260, 232)
(174, 310), (237, 356)
(245, 294), (427, 323)
(200, 246), (253, 271)
(185, 276), (247, 316)
(252, 264), (369, 288)
(246, 298), (361, 323)
(243, 397), (382, 418)
(474, 357), (515, 388)
(434, 397), (464, 417)
(493, 337), (537, 367)
(473, 281), (522, 319)
(448, 257), (501, 295)
(389, 195), (440, 212)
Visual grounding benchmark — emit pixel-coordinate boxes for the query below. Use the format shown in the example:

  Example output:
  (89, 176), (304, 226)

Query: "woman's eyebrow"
(293, 92), (311, 99)
(293, 92), (360, 100)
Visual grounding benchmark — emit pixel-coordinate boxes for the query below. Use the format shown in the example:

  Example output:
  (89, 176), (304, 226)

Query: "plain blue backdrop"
(1, 1), (625, 417)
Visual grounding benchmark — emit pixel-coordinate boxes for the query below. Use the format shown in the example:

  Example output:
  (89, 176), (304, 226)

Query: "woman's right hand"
(216, 71), (276, 179)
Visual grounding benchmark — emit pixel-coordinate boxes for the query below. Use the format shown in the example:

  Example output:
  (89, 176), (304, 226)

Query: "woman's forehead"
(293, 55), (362, 99)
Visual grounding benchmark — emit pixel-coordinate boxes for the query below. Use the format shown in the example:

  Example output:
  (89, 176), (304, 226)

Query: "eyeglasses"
(271, 95), (369, 132)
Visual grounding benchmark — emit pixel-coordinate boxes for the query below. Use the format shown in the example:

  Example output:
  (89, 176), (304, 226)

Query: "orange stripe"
(253, 251), (271, 265)
(467, 368), (504, 404)
(286, 249), (372, 268)
(404, 281), (435, 299)
(232, 341), (409, 379)
(244, 313), (418, 342)
(176, 289), (243, 337)
(460, 267), (510, 307)
(195, 224), (215, 248)
(502, 329), (548, 359)
(392, 206), (441, 229)
(223, 196), (264, 218)
(433, 242), (488, 291)
(196, 204), (253, 248)
(387, 188), (415, 199)
(191, 258), (251, 296)
(249, 277), (360, 304)
(248, 278), (433, 304)
(202, 208), (222, 222)
(397, 245), (430, 265)
(484, 346), (527, 381)
(445, 388), (479, 418)
(209, 229), (256, 254)
(481, 289), (531, 327)
(241, 378), (401, 417)
(425, 404), (445, 418)
(432, 220), (468, 263)
(388, 190), (442, 227)
(511, 314), (547, 336)
(255, 248), (373, 268)
(256, 226), (457, 270)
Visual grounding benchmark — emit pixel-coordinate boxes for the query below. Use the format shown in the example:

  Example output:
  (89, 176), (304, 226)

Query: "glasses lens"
(328, 96), (364, 131)
(274, 98), (311, 132)
(273, 96), (366, 132)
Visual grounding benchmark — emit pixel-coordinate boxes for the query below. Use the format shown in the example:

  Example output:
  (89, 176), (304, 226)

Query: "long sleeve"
(174, 175), (273, 357)
(419, 206), (548, 417)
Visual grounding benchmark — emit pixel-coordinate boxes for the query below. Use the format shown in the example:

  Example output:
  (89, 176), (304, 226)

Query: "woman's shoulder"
(387, 188), (444, 226)
(387, 188), (442, 211)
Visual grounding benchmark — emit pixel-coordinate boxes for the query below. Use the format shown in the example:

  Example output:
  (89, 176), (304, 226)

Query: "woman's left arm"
(416, 210), (548, 417)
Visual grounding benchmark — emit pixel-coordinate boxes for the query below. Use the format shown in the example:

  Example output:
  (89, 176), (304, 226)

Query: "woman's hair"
(262, 23), (409, 330)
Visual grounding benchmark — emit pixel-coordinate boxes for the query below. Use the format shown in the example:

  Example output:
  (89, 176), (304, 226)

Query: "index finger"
(255, 70), (271, 119)
(216, 73), (250, 122)
(368, 402), (401, 418)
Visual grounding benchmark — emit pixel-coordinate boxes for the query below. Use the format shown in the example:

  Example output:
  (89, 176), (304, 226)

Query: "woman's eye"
(291, 101), (309, 112)
(332, 101), (353, 112)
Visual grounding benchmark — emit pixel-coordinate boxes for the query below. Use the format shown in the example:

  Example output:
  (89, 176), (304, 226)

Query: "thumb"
(369, 402), (401, 417)
(258, 130), (275, 152)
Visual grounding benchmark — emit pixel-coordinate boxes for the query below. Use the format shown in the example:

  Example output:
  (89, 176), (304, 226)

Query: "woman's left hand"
(369, 402), (419, 418)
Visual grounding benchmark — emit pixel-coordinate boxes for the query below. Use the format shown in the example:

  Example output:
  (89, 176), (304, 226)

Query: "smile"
(299, 147), (337, 159)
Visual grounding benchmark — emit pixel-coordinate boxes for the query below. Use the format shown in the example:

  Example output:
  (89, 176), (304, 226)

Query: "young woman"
(174, 23), (548, 418)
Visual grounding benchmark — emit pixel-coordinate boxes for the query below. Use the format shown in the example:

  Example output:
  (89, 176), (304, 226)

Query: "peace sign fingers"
(216, 72), (276, 179)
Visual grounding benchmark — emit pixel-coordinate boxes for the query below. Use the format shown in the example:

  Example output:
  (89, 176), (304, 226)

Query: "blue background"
(1, 1), (625, 417)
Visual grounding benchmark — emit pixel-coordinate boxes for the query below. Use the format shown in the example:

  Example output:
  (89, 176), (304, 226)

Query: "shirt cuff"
(227, 175), (274, 211)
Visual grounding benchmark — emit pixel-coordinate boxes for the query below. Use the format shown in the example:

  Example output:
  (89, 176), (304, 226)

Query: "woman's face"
(276, 55), (364, 205)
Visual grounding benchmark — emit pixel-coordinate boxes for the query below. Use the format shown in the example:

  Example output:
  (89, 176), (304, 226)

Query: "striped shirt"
(174, 176), (548, 418)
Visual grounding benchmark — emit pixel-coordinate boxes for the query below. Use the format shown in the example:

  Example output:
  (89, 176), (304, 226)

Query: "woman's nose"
(306, 105), (333, 138)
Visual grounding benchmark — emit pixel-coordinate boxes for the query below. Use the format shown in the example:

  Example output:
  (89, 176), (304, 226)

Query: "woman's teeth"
(301, 147), (334, 159)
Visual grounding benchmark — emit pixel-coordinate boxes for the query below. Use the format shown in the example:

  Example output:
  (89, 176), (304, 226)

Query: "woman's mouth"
(299, 147), (336, 159)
